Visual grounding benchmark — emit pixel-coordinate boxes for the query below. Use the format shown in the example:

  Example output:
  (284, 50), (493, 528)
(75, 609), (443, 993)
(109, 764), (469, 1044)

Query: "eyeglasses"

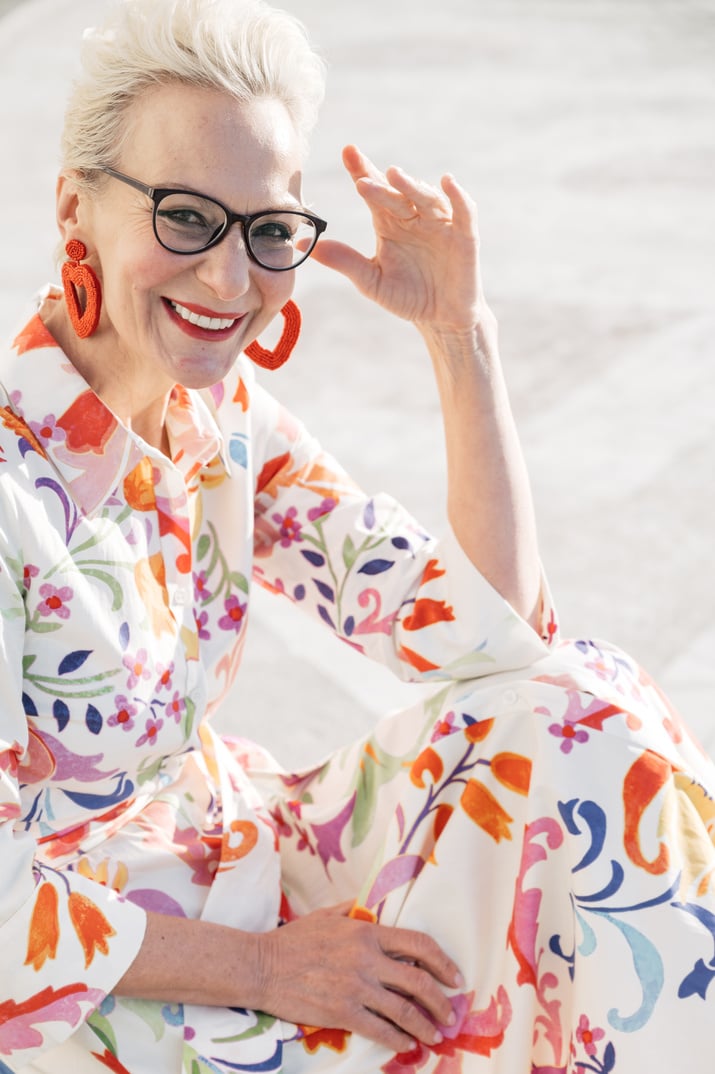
(99, 167), (327, 270)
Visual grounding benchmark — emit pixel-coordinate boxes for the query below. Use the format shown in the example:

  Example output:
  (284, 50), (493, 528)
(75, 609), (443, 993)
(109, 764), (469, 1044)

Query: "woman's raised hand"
(251, 903), (463, 1053)
(309, 144), (484, 332)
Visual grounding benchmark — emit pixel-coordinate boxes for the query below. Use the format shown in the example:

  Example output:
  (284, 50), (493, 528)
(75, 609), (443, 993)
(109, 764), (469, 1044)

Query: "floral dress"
(1, 293), (714, 1074)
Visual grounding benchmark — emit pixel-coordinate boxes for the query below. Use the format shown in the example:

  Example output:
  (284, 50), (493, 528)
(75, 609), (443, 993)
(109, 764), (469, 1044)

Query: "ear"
(56, 172), (83, 244)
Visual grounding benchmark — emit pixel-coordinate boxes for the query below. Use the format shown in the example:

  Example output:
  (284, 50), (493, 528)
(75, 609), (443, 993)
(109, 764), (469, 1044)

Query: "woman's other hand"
(309, 144), (483, 332)
(253, 902), (463, 1053)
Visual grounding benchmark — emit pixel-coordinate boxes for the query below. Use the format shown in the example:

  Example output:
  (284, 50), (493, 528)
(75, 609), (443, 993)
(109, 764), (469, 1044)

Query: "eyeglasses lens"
(155, 193), (318, 267)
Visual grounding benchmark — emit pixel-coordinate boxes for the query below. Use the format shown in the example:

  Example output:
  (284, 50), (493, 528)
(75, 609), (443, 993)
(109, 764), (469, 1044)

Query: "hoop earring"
(61, 239), (102, 339)
(245, 300), (301, 371)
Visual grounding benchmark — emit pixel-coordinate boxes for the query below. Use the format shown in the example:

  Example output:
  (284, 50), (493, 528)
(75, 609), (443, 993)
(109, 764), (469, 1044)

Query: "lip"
(163, 297), (246, 341)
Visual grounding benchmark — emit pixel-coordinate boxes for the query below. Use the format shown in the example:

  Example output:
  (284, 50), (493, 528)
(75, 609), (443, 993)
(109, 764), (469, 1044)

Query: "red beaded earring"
(61, 239), (102, 339)
(245, 300), (301, 370)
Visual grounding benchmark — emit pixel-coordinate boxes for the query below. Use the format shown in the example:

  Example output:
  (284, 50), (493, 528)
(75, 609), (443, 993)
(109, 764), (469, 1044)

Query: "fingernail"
(447, 1011), (457, 1027)
(433, 1030), (444, 1044)
(454, 972), (465, 989)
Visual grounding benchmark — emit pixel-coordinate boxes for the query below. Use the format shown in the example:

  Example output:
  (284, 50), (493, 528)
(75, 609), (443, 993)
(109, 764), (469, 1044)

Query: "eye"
(158, 206), (213, 231)
(250, 218), (295, 245)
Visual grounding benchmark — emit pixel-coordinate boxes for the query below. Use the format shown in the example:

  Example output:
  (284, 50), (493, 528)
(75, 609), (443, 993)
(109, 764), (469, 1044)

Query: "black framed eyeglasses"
(99, 167), (327, 271)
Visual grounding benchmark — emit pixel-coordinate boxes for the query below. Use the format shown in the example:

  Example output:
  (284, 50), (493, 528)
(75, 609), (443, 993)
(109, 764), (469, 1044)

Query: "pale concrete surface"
(1, 0), (713, 766)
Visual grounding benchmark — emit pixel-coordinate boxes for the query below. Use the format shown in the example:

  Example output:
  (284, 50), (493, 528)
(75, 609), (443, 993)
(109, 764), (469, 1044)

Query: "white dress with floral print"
(1, 295), (714, 1074)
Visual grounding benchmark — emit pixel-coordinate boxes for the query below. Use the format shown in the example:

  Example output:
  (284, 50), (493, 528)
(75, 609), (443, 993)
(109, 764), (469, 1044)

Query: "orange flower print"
(24, 882), (60, 971)
(410, 747), (444, 788)
(56, 390), (117, 454)
(460, 780), (514, 843)
(491, 752), (532, 796)
(300, 1025), (351, 1055)
(68, 892), (116, 967)
(0, 405), (47, 457)
(402, 598), (455, 632)
(123, 457), (158, 512)
(134, 555), (174, 637)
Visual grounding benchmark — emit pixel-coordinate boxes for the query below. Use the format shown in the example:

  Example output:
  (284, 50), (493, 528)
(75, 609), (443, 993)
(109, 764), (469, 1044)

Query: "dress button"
(173, 588), (188, 606)
(503, 688), (519, 707)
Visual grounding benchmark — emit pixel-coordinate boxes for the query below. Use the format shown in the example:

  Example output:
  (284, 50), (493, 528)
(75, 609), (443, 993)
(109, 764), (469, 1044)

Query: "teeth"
(170, 300), (237, 331)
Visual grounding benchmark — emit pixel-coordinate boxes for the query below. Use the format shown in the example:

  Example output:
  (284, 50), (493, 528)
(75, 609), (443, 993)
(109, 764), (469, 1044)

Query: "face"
(61, 83), (304, 400)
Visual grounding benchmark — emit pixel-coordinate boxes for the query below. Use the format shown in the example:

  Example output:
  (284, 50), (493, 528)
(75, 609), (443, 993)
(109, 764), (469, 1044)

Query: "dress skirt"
(14, 637), (715, 1074)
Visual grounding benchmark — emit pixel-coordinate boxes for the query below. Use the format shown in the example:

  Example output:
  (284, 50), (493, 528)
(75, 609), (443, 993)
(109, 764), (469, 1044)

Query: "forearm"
(115, 911), (265, 1008)
(418, 308), (541, 627)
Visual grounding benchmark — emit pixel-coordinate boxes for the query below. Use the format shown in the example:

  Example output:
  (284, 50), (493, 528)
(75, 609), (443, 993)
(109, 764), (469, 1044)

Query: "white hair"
(61, 0), (326, 182)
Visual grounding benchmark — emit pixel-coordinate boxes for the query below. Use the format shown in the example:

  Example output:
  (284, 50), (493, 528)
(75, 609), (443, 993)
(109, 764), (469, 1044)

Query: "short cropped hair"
(61, 0), (326, 183)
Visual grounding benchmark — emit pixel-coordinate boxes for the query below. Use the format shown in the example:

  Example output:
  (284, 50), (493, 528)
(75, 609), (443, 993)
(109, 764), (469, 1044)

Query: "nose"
(193, 226), (252, 301)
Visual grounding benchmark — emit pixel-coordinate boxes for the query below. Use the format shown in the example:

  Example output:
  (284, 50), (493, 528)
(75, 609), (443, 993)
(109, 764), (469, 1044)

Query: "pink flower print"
(575, 1014), (605, 1057)
(307, 497), (336, 522)
(136, 715), (164, 748)
(156, 662), (174, 692)
(195, 609), (211, 640)
(28, 413), (65, 445)
(166, 691), (186, 723)
(548, 716), (589, 753)
(193, 570), (212, 603)
(272, 506), (303, 547)
(38, 583), (73, 619)
(123, 648), (152, 690)
(108, 695), (138, 732)
(431, 710), (457, 742)
(23, 563), (39, 591)
(218, 595), (247, 633)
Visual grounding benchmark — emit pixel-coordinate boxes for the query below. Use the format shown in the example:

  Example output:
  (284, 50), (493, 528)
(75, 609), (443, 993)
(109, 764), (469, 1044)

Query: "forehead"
(118, 82), (304, 206)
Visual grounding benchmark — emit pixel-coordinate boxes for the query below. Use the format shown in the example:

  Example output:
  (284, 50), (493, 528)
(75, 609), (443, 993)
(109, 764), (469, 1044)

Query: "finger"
(440, 173), (478, 237)
(377, 987), (446, 1047)
(308, 237), (378, 294)
(354, 1007), (416, 1054)
(380, 927), (464, 990)
(355, 176), (420, 221)
(380, 960), (455, 1031)
(385, 166), (450, 219)
(342, 143), (385, 185)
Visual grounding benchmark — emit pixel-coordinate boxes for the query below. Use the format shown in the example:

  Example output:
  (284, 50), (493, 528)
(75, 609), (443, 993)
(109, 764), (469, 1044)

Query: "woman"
(1, 1), (713, 1072)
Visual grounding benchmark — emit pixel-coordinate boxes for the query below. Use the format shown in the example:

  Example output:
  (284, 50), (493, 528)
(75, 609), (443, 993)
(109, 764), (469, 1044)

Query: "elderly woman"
(1, 1), (713, 1072)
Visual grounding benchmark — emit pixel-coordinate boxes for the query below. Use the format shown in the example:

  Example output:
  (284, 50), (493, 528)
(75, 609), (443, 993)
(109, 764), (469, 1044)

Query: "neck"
(40, 293), (173, 456)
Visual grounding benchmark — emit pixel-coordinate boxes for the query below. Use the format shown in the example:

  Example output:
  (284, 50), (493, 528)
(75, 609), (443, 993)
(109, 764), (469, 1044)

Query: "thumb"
(309, 238), (378, 297)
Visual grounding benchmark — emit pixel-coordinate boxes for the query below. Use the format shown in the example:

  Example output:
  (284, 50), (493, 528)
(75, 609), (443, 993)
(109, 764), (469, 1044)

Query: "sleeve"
(248, 377), (559, 684)
(0, 542), (147, 1069)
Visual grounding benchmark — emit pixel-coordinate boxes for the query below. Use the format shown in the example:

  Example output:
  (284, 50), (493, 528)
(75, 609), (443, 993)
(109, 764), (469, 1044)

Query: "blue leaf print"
(391, 536), (411, 551)
(318, 604), (335, 629)
(678, 957), (715, 1000)
(313, 579), (335, 603)
(53, 699), (70, 732)
(559, 798), (607, 873)
(58, 649), (93, 676)
(293, 584), (306, 601)
(358, 558), (394, 576)
(63, 773), (134, 809)
(301, 549), (325, 567)
(86, 704), (103, 735)
(22, 692), (38, 717)
(119, 621), (130, 650)
(344, 615), (355, 636)
(603, 1041), (616, 1072)
(363, 499), (376, 530)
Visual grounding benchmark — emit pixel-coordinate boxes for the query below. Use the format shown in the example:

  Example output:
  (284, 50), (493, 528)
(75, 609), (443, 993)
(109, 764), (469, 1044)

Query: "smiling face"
(56, 81), (304, 412)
